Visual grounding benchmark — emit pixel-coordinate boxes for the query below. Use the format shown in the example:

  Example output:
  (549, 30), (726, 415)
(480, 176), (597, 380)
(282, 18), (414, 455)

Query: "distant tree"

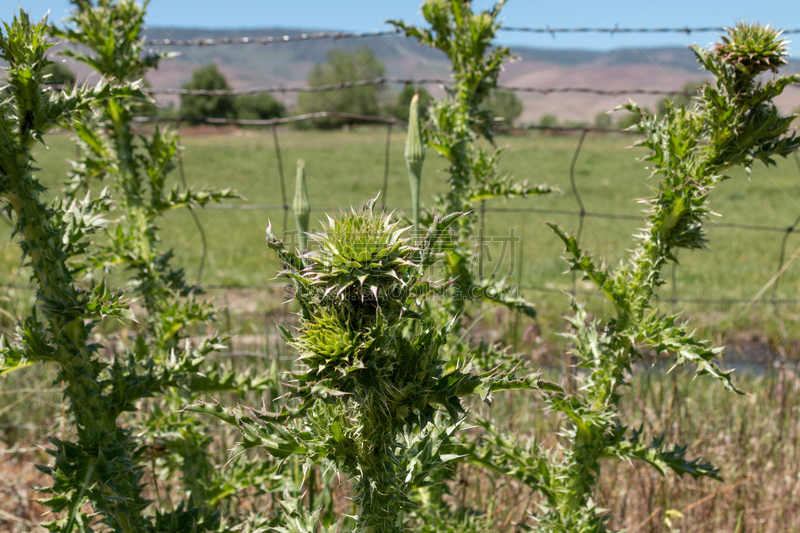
(297, 47), (386, 129)
(236, 93), (286, 120)
(615, 110), (642, 129)
(594, 111), (612, 128)
(395, 85), (431, 122)
(656, 80), (701, 116)
(538, 114), (559, 129)
(482, 89), (523, 127)
(42, 63), (76, 88)
(180, 64), (236, 122)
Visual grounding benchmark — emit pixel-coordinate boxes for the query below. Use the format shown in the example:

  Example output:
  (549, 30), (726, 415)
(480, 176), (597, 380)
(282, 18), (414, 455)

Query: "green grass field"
(4, 127), (800, 348)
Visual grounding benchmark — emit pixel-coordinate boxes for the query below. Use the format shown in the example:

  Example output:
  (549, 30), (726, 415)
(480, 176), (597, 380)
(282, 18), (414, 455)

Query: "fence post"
(176, 121), (209, 285)
(569, 129), (589, 295)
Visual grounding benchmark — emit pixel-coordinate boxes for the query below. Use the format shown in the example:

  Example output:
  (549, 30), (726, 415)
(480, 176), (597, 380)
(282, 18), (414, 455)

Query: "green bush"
(481, 89), (523, 127)
(594, 111), (612, 128)
(180, 64), (236, 122)
(297, 47), (386, 128)
(656, 80), (701, 117)
(236, 92), (286, 120)
(538, 113), (559, 128)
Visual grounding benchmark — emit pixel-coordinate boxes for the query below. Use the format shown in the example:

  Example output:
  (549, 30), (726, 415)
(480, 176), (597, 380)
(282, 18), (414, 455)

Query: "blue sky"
(11, 0), (800, 52)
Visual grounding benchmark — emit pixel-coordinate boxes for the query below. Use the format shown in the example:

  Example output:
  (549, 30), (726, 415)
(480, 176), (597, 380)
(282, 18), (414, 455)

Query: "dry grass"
(2, 357), (798, 532)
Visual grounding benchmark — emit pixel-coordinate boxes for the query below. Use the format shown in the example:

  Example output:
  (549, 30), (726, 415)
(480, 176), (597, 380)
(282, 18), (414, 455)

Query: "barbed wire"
(142, 29), (401, 47)
(135, 26), (800, 47)
(499, 25), (800, 35)
(130, 113), (652, 132)
(140, 78), (697, 97)
(132, 111), (402, 126)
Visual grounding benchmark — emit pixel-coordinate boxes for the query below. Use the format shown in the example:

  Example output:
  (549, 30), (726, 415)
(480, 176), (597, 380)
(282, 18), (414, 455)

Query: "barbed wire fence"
(16, 25), (800, 367)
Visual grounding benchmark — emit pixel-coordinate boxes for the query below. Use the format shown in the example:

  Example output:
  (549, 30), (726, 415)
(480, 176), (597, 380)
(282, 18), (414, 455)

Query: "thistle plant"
(405, 93), (425, 236)
(51, 0), (275, 520)
(0, 11), (230, 531)
(467, 24), (800, 531)
(391, 2), (557, 524)
(55, 0), (239, 354)
(293, 160), (311, 251)
(392, 0), (555, 321)
(192, 198), (550, 532)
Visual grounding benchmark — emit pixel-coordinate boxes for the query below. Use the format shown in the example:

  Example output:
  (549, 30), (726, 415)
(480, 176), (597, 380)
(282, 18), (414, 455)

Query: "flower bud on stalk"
(404, 93), (425, 238)
(293, 159), (310, 251)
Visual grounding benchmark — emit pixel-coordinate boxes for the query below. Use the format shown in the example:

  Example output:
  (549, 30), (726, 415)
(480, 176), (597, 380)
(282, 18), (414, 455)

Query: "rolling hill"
(54, 27), (800, 123)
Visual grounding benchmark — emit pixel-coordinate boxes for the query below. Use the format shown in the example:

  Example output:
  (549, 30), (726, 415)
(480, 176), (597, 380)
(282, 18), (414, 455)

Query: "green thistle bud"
(293, 159), (311, 251)
(714, 22), (788, 76)
(404, 93), (425, 237)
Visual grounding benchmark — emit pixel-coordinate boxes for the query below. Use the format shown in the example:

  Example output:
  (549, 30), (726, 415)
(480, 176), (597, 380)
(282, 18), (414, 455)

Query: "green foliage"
(395, 85), (432, 122)
(481, 89), (523, 127)
(181, 64), (237, 121)
(1, 1), (272, 529)
(236, 92), (286, 120)
(196, 200), (548, 532)
(53, 0), (171, 82)
(593, 111), (612, 129)
(476, 23), (799, 531)
(538, 114), (559, 128)
(297, 47), (386, 128)
(392, 0), (555, 321)
(0, 10), (220, 531)
(391, 3), (558, 526)
(614, 110), (639, 129)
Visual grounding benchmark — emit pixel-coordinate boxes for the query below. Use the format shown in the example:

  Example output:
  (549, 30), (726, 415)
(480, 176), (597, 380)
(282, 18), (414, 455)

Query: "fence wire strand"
(138, 79), (701, 97)
(568, 129), (588, 295)
(125, 26), (800, 48)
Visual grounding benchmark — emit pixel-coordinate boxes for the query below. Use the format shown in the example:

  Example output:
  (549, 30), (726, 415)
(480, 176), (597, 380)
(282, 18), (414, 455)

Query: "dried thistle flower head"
(714, 22), (789, 75)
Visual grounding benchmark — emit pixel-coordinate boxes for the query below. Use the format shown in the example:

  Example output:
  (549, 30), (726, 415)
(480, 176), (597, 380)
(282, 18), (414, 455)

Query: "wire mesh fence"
(131, 113), (800, 314)
(6, 113), (800, 314)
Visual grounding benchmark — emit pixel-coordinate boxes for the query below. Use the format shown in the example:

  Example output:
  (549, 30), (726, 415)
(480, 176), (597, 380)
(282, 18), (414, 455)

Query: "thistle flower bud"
(293, 159), (311, 251)
(404, 93), (425, 237)
(714, 22), (788, 76)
